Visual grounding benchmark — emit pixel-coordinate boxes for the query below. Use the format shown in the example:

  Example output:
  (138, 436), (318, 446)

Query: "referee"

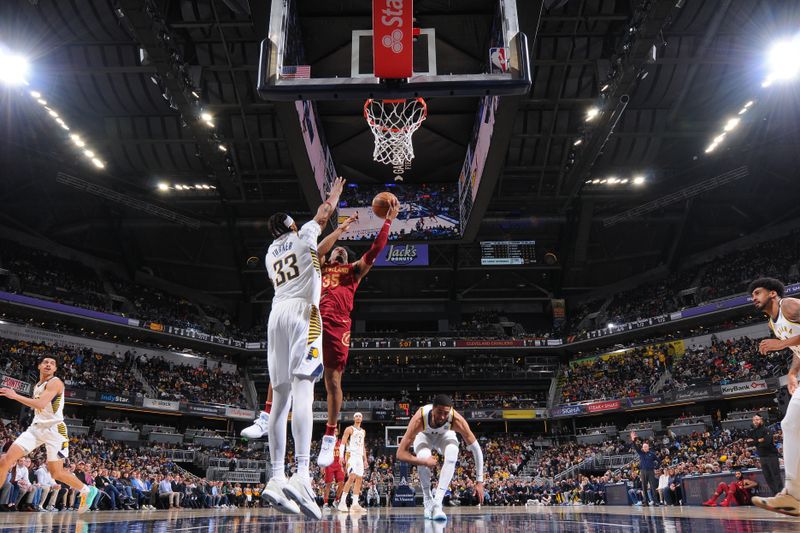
(749, 413), (782, 495)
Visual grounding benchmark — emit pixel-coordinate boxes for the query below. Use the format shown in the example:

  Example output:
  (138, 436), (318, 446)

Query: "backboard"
(258, 0), (530, 101)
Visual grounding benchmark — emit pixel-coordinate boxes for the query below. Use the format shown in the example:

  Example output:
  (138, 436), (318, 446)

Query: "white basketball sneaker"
(431, 502), (447, 521)
(318, 435), (336, 467)
(423, 500), (433, 519)
(261, 478), (300, 515)
(282, 473), (322, 520)
(337, 497), (349, 513)
(350, 500), (366, 512)
(753, 491), (800, 517)
(240, 411), (269, 439)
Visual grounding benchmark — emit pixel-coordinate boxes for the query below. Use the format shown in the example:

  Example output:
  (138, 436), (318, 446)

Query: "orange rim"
(364, 97), (427, 133)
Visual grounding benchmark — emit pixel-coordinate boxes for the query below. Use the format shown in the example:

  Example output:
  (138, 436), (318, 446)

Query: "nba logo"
(490, 47), (510, 73)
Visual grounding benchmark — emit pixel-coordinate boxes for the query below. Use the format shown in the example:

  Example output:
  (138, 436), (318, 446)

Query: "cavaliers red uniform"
(324, 439), (345, 483)
(320, 263), (358, 371)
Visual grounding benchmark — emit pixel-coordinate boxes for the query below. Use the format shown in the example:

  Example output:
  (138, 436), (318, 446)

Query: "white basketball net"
(364, 98), (427, 168)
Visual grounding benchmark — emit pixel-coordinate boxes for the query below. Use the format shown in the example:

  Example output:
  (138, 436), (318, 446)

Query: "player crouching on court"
(396, 394), (484, 521)
(316, 199), (400, 468)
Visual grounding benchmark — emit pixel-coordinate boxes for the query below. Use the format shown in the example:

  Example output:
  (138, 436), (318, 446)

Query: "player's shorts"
(347, 456), (365, 478)
(413, 430), (459, 455)
(325, 464), (345, 483)
(267, 299), (324, 387)
(322, 316), (351, 372)
(14, 422), (69, 462)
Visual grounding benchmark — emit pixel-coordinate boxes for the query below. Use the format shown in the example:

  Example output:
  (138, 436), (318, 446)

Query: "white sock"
(80, 485), (90, 494)
(783, 389), (800, 498)
(291, 377), (315, 478)
(434, 444), (459, 504)
(268, 383), (292, 481)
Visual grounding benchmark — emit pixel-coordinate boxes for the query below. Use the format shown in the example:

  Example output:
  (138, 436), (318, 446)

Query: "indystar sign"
(721, 380), (769, 396)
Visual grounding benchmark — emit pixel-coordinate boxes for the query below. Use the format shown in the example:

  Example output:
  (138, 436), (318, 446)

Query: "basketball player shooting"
(259, 176), (345, 520)
(336, 412), (369, 512)
(316, 195), (400, 467)
(748, 278), (800, 516)
(396, 394), (484, 521)
(0, 356), (100, 512)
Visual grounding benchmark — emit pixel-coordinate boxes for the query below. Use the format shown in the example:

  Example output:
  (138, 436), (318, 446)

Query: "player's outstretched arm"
(354, 198), (399, 280)
(0, 378), (62, 411)
(313, 177), (346, 229)
(396, 410), (436, 467)
(760, 298), (800, 393)
(318, 213), (357, 258)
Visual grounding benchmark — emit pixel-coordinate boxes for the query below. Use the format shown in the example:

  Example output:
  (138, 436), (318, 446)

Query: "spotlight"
(83, 150), (95, 158)
(601, 84), (610, 91)
(0, 50), (30, 86)
(599, 179), (607, 184)
(46, 109), (59, 118)
(200, 112), (213, 122)
(37, 98), (47, 105)
(723, 117), (740, 132)
(191, 91), (200, 98)
(607, 323), (615, 329)
(218, 144), (227, 152)
(70, 134), (85, 148)
(573, 139), (583, 146)
(738, 107), (748, 115)
(633, 176), (645, 185)
(705, 143), (718, 153)
(620, 178), (629, 184)
(586, 107), (600, 121)
(195, 184), (203, 190)
(157, 182), (169, 191)
(767, 36), (800, 82)
(607, 177), (618, 184)
(744, 100), (754, 108)
(91, 158), (105, 169)
(591, 179), (600, 184)
(29, 91), (40, 98)
(713, 133), (726, 144)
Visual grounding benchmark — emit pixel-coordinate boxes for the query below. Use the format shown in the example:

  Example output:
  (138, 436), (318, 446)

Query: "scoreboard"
(480, 240), (536, 265)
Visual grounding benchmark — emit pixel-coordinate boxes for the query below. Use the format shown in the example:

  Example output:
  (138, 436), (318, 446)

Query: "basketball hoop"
(364, 98), (427, 170)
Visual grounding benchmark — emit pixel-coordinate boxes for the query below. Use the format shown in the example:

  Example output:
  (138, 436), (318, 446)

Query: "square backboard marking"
(351, 29), (437, 79)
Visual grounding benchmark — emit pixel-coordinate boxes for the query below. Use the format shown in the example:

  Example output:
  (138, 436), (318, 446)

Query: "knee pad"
(415, 447), (432, 460)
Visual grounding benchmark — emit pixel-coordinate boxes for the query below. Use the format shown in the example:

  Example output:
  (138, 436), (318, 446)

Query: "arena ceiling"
(1, 0), (799, 313)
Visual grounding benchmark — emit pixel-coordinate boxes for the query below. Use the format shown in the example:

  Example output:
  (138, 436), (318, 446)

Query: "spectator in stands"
(158, 475), (179, 509)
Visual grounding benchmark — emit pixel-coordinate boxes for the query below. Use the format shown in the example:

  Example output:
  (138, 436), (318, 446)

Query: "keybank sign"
(374, 244), (429, 267)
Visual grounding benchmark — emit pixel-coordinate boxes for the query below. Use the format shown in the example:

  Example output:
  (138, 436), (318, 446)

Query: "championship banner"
(143, 398), (180, 411)
(99, 393), (133, 405)
(0, 374), (31, 395)
(502, 409), (538, 420)
(721, 380), (769, 396)
(628, 395), (663, 407)
(585, 400), (623, 413)
(550, 404), (585, 418)
(225, 407), (256, 420)
(374, 244), (429, 267)
(185, 403), (225, 416)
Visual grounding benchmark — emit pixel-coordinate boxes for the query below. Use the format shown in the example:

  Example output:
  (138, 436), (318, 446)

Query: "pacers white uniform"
(346, 426), (366, 477)
(266, 220), (325, 387)
(413, 404), (459, 454)
(769, 298), (800, 494)
(14, 378), (69, 462)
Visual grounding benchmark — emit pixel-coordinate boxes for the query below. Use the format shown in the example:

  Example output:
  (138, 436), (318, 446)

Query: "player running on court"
(259, 177), (345, 520)
(337, 412), (368, 512)
(0, 355), (100, 513)
(396, 394), (484, 521)
(749, 278), (800, 516)
(316, 199), (400, 467)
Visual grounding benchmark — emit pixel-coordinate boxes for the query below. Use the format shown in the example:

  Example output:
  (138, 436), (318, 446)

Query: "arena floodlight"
(713, 133), (726, 144)
(157, 182), (169, 191)
(200, 112), (212, 121)
(744, 100), (754, 108)
(0, 50), (30, 86)
(573, 139), (583, 146)
(633, 176), (645, 185)
(767, 36), (800, 82)
(91, 158), (104, 169)
(723, 117), (740, 132)
(37, 98), (46, 105)
(29, 90), (40, 98)
(83, 150), (95, 158)
(705, 143), (718, 153)
(218, 144), (227, 152)
(586, 107), (600, 121)
(607, 323), (615, 329)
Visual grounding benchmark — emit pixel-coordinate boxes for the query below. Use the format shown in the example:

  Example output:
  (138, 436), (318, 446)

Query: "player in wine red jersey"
(316, 198), (400, 467)
(321, 425), (346, 511)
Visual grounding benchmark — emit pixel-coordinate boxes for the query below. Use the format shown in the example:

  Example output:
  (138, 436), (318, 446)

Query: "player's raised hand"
(329, 177), (346, 198)
(386, 197), (400, 221)
(340, 213), (358, 233)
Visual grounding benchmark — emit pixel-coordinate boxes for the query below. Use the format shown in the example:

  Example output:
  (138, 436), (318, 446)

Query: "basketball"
(372, 191), (397, 219)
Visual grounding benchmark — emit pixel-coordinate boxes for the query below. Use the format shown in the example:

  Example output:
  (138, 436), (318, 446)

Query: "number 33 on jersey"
(266, 220), (323, 305)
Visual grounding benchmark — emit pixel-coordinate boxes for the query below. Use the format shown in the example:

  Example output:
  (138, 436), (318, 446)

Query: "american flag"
(280, 65), (311, 79)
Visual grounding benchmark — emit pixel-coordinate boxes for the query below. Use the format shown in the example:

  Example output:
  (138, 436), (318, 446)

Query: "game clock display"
(372, 408), (394, 421)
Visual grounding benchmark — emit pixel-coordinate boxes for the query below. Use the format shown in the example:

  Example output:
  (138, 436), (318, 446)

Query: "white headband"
(354, 412), (363, 419)
(284, 215), (294, 228)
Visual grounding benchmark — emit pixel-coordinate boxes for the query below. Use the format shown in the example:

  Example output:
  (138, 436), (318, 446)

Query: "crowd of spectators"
(135, 356), (246, 406)
(347, 353), (530, 380)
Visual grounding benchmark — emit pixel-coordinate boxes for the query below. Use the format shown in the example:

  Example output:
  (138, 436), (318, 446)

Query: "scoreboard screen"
(480, 241), (536, 265)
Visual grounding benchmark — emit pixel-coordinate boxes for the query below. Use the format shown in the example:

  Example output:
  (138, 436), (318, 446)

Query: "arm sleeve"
(467, 440), (484, 482)
(362, 220), (391, 265)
